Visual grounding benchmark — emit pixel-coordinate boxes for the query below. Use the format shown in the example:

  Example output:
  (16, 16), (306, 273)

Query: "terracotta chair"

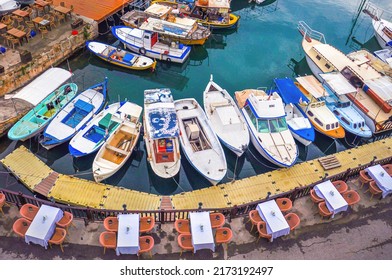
(138, 236), (154, 258)
(56, 211), (75, 232)
(0, 193), (10, 216)
(358, 170), (372, 189)
(343, 190), (361, 206)
(248, 210), (262, 232)
(12, 218), (31, 238)
(49, 227), (67, 252)
(209, 213), (225, 229)
(19, 203), (39, 221)
(365, 181), (382, 200)
(103, 216), (118, 232)
(284, 213), (301, 231)
(215, 227), (233, 250)
(139, 216), (155, 233)
(332, 180), (349, 194)
(382, 164), (392, 176)
(310, 189), (324, 204)
(174, 219), (190, 234)
(276, 198), (293, 212)
(256, 221), (272, 242)
(318, 202), (332, 219)
(99, 231), (116, 254)
(177, 233), (194, 256)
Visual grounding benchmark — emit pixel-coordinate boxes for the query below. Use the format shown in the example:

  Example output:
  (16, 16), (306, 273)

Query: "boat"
(234, 88), (298, 167)
(174, 98), (227, 185)
(374, 49), (392, 66)
(152, 0), (240, 30)
(8, 83), (78, 141)
(295, 76), (346, 139)
(68, 102), (125, 157)
(272, 78), (315, 146)
(298, 21), (392, 136)
(203, 75), (249, 156)
(143, 88), (181, 178)
(120, 3), (211, 45)
(0, 0), (20, 16)
(41, 78), (108, 150)
(92, 102), (143, 182)
(112, 25), (191, 64)
(347, 49), (392, 78)
(363, 2), (392, 50)
(86, 41), (156, 71)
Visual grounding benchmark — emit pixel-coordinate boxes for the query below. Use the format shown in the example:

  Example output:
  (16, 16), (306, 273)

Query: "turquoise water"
(1, 0), (391, 195)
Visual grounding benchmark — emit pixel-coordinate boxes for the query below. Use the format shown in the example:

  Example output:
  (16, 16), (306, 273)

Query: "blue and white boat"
(234, 89), (298, 168)
(111, 25), (191, 64)
(68, 102), (125, 157)
(272, 78), (315, 146)
(41, 78), (108, 150)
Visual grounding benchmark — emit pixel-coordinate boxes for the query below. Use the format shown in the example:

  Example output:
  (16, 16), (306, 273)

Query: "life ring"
(139, 47), (146, 55)
(166, 57), (171, 62)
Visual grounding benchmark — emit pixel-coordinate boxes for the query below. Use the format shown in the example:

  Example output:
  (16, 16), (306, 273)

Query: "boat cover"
(319, 72), (356, 96)
(147, 107), (179, 139)
(274, 78), (309, 104)
(295, 76), (327, 99)
(12, 68), (72, 106)
(123, 53), (134, 63)
(387, 41), (392, 47)
(74, 99), (94, 113)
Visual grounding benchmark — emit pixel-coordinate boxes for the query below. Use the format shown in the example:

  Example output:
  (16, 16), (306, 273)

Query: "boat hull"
(291, 130), (312, 146)
(373, 19), (392, 50)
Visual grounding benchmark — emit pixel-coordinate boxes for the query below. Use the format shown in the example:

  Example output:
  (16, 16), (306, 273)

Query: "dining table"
(314, 180), (348, 218)
(116, 214), (140, 256)
(7, 28), (27, 43)
(54, 6), (72, 18)
(12, 9), (30, 20)
(257, 200), (290, 242)
(24, 204), (63, 249)
(366, 165), (392, 198)
(189, 212), (215, 253)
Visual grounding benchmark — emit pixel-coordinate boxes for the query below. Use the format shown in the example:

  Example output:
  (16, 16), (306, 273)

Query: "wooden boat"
(347, 49), (392, 78)
(41, 78), (108, 150)
(203, 75), (249, 156)
(112, 26), (191, 64)
(86, 41), (156, 71)
(121, 4), (211, 45)
(298, 21), (392, 136)
(68, 102), (124, 157)
(8, 84), (78, 141)
(234, 89), (298, 168)
(363, 2), (392, 50)
(272, 78), (315, 146)
(144, 88), (181, 178)
(174, 98), (227, 185)
(0, 0), (20, 16)
(92, 102), (142, 182)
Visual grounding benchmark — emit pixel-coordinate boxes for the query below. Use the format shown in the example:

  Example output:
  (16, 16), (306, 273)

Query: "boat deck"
(1, 139), (392, 210)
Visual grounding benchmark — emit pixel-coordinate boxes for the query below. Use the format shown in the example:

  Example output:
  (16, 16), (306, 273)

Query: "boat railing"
(297, 21), (326, 44)
(362, 1), (392, 22)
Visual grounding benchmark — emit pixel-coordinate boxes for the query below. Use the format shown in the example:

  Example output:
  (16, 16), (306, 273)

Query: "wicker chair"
(248, 210), (262, 232)
(365, 181), (382, 200)
(139, 216), (155, 233)
(332, 180), (349, 194)
(19, 203), (39, 221)
(256, 221), (272, 242)
(12, 218), (31, 238)
(318, 202), (332, 219)
(276, 198), (293, 212)
(209, 213), (225, 229)
(177, 233), (194, 256)
(99, 231), (116, 254)
(284, 213), (301, 231)
(49, 227), (67, 252)
(138, 236), (154, 258)
(174, 219), (190, 234)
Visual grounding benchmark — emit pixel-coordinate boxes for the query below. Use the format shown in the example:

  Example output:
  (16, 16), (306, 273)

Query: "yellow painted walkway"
(1, 138), (391, 210)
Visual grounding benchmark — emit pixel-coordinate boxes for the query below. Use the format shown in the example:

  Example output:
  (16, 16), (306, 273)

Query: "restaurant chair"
(99, 231), (116, 254)
(19, 203), (39, 221)
(138, 236), (154, 258)
(332, 180), (349, 194)
(25, 21), (35, 30)
(318, 202), (332, 219)
(215, 227), (233, 250)
(49, 16), (57, 29)
(342, 190), (361, 206)
(284, 213), (301, 231)
(56, 12), (65, 24)
(12, 218), (31, 238)
(139, 216), (155, 233)
(276, 197), (293, 213)
(358, 170), (372, 190)
(209, 212), (225, 229)
(39, 26), (48, 39)
(248, 210), (262, 232)
(310, 189), (324, 204)
(0, 193), (10, 216)
(381, 164), (392, 176)
(174, 219), (190, 234)
(103, 216), (118, 232)
(49, 227), (67, 252)
(56, 211), (75, 232)
(256, 221), (272, 242)
(177, 233), (194, 256)
(364, 181), (382, 201)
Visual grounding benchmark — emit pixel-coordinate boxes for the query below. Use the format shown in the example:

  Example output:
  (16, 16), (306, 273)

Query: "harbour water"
(1, 0), (391, 196)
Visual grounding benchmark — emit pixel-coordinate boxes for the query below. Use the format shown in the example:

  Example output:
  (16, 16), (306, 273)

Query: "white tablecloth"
(25, 205), (63, 249)
(189, 212), (215, 253)
(257, 200), (290, 242)
(116, 214), (140, 256)
(366, 165), (392, 198)
(314, 180), (348, 218)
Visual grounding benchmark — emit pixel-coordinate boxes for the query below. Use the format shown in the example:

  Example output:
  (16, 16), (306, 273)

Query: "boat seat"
(105, 144), (128, 156)
(210, 101), (230, 112)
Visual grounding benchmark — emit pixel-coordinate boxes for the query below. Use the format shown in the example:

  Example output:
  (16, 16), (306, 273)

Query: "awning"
(12, 68), (72, 106)
(295, 76), (327, 99)
(320, 72), (357, 95)
(118, 102), (142, 118)
(274, 77), (309, 104)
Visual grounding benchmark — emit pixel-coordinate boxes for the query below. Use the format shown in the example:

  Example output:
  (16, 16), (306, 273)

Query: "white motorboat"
(0, 0), (20, 16)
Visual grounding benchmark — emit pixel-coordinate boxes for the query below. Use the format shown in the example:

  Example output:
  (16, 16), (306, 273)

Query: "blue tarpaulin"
(273, 78), (309, 104)
(74, 99), (94, 113)
(387, 41), (392, 47)
(148, 108), (179, 140)
(123, 53), (134, 63)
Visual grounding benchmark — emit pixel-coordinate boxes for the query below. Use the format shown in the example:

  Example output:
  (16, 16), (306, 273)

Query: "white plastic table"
(366, 165), (392, 198)
(189, 212), (215, 253)
(257, 200), (290, 242)
(314, 180), (348, 218)
(25, 205), (63, 249)
(116, 214), (140, 256)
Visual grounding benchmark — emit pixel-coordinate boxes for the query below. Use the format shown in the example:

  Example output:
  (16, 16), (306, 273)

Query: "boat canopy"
(118, 102), (143, 118)
(295, 76), (327, 99)
(196, 0), (230, 9)
(274, 78), (309, 104)
(145, 3), (172, 18)
(12, 68), (72, 106)
(147, 106), (179, 139)
(364, 76), (392, 102)
(319, 72), (357, 96)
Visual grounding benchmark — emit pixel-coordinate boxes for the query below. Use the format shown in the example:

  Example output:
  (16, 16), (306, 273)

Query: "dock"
(2, 138), (391, 210)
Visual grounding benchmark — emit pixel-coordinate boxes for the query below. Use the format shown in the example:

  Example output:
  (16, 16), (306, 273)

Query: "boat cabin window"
(354, 123), (357, 129)
(341, 66), (363, 88)
(326, 124), (330, 130)
(316, 55), (321, 60)
(336, 101), (350, 108)
(331, 123), (335, 129)
(307, 110), (314, 117)
(244, 105), (257, 127)
(268, 118), (288, 133)
(341, 117), (350, 126)
(144, 35), (149, 39)
(314, 118), (323, 127)
(257, 120), (269, 133)
(333, 110), (340, 116)
(325, 64), (331, 69)
(335, 122), (339, 128)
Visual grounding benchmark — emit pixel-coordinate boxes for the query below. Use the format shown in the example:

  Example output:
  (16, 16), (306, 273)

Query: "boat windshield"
(257, 120), (269, 133)
(335, 101), (350, 108)
(257, 118), (288, 133)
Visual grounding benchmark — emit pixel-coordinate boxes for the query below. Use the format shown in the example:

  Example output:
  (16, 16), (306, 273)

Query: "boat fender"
(139, 47), (146, 55)
(166, 57), (171, 62)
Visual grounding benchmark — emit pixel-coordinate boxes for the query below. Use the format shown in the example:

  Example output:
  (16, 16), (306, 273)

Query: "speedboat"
(0, 0), (20, 16)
